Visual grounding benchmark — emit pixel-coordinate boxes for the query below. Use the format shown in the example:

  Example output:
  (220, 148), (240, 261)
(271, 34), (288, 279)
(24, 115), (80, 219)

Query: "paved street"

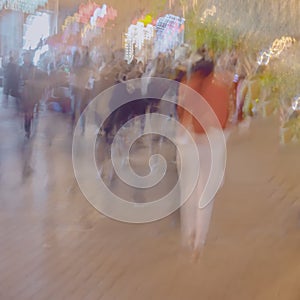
(0, 93), (300, 300)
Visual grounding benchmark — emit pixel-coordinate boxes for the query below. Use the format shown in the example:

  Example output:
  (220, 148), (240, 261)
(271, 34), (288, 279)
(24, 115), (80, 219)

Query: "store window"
(23, 12), (50, 50)
(23, 12), (51, 65)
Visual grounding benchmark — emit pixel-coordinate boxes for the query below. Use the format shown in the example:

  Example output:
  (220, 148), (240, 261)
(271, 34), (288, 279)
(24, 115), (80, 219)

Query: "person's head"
(192, 59), (214, 77)
(197, 44), (208, 56)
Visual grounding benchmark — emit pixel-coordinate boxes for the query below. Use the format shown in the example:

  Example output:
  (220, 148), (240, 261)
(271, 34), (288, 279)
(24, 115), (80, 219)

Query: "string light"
(62, 4), (116, 29)
(258, 36), (296, 66)
(269, 36), (296, 57)
(124, 21), (155, 63)
(200, 5), (217, 23)
(124, 14), (185, 63)
(292, 95), (300, 111)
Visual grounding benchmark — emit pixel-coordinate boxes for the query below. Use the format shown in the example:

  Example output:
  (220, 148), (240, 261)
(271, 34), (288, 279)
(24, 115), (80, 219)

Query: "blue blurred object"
(49, 102), (62, 112)
(53, 102), (62, 112)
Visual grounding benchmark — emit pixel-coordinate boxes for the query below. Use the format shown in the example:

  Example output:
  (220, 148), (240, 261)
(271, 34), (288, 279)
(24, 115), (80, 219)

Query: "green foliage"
(184, 10), (238, 55)
(275, 68), (300, 99)
(196, 25), (237, 54)
(148, 0), (168, 19)
(258, 71), (278, 88)
(184, 10), (198, 50)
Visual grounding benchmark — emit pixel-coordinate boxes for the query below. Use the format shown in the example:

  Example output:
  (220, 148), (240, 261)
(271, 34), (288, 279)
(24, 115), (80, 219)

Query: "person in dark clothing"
(19, 53), (36, 137)
(102, 79), (144, 142)
(70, 48), (90, 131)
(3, 56), (19, 98)
(19, 52), (48, 138)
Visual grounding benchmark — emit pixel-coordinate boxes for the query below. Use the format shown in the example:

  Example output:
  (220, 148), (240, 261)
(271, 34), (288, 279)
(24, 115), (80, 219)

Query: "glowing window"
(23, 12), (50, 50)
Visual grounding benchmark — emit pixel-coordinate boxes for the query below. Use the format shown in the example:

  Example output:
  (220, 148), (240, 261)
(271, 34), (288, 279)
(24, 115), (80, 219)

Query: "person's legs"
(75, 89), (85, 127)
(23, 95), (35, 137)
(232, 80), (246, 124)
(24, 112), (31, 137)
(180, 193), (198, 248)
(70, 86), (77, 125)
(3, 80), (9, 100)
(10, 79), (19, 98)
(193, 199), (215, 251)
(178, 142), (198, 248)
(193, 130), (229, 252)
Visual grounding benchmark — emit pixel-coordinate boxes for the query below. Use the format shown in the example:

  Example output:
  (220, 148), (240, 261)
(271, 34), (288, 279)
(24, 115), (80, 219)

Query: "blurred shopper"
(232, 72), (247, 124)
(19, 52), (48, 138)
(70, 48), (91, 131)
(3, 56), (19, 99)
(19, 52), (36, 137)
(177, 57), (231, 257)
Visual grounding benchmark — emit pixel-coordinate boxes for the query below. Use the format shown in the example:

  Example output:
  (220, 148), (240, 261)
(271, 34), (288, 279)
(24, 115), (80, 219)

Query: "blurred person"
(230, 50), (253, 124)
(69, 48), (91, 131)
(177, 58), (231, 257)
(19, 52), (37, 137)
(102, 66), (144, 141)
(232, 72), (247, 124)
(19, 52), (48, 138)
(3, 56), (19, 99)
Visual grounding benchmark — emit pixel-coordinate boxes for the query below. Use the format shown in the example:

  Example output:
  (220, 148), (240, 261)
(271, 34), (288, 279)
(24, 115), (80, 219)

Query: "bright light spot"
(33, 44), (49, 65)
(257, 36), (296, 66)
(200, 5), (217, 23)
(23, 12), (50, 50)
(292, 96), (300, 111)
(124, 22), (155, 63)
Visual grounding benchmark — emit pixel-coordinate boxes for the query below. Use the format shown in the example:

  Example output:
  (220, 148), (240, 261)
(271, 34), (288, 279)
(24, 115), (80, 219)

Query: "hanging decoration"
(61, 3), (117, 47)
(257, 36), (296, 66)
(124, 13), (185, 63)
(90, 5), (107, 27)
(62, 15), (80, 32)
(81, 4), (117, 45)
(154, 14), (185, 56)
(62, 3), (117, 30)
(78, 1), (99, 24)
(62, 14), (81, 46)
(0, 0), (48, 14)
(124, 21), (155, 64)
(138, 15), (153, 27)
(94, 5), (117, 28)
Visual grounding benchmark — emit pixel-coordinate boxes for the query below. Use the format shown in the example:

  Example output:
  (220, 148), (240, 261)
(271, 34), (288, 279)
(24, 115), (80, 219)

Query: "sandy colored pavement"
(0, 95), (299, 299)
